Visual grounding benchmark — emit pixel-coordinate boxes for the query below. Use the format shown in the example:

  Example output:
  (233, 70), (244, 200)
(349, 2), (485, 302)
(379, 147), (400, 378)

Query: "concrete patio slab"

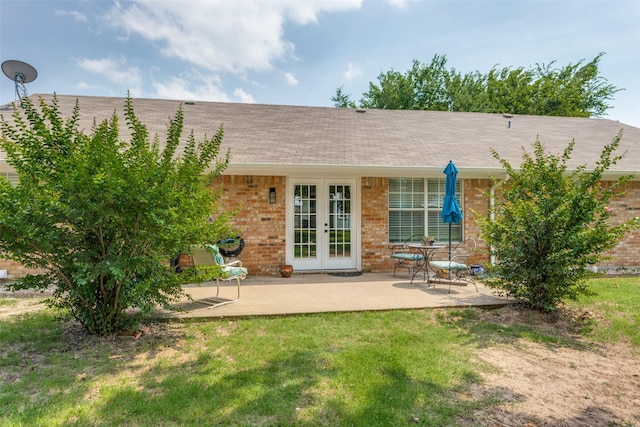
(165, 272), (510, 319)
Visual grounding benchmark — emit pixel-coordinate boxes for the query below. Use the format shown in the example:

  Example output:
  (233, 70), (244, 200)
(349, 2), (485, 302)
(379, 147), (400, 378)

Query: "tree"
(331, 86), (356, 108)
(475, 131), (639, 311)
(358, 53), (621, 118)
(0, 95), (234, 334)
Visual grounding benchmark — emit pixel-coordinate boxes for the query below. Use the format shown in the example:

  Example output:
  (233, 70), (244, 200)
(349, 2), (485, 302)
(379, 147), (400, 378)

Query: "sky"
(1, 0), (639, 127)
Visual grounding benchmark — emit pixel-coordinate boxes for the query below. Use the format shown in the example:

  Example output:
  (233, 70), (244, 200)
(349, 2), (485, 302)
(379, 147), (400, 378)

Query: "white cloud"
(74, 80), (141, 98)
(344, 61), (362, 80)
(386, 0), (411, 9)
(55, 9), (88, 23)
(284, 72), (299, 86)
(76, 57), (143, 90)
(151, 71), (254, 104)
(107, 1), (362, 74)
(233, 88), (256, 104)
(75, 81), (101, 90)
(285, 1), (363, 24)
(152, 73), (231, 102)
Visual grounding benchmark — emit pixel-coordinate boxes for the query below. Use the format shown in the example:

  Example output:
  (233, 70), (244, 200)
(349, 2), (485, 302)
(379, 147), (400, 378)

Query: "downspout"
(489, 175), (509, 266)
(490, 183), (497, 266)
(489, 113), (512, 268)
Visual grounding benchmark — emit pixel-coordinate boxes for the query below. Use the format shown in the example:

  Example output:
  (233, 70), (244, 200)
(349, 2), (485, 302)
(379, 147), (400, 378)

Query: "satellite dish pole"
(2, 60), (38, 107)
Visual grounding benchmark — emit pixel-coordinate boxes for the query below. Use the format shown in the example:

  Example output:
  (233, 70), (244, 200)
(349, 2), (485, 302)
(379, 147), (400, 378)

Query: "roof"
(2, 94), (639, 179)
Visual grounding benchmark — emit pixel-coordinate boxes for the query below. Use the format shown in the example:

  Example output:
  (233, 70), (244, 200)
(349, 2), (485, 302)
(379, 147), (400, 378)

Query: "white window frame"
(388, 177), (463, 243)
(1, 172), (19, 187)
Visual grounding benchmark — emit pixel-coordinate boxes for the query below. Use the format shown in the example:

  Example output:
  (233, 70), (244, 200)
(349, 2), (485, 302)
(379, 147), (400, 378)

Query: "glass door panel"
(324, 182), (356, 270)
(328, 184), (351, 259)
(293, 184), (317, 260)
(289, 179), (357, 271)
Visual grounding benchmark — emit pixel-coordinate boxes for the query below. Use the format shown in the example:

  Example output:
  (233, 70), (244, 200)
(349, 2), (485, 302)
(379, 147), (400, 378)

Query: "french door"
(289, 179), (357, 271)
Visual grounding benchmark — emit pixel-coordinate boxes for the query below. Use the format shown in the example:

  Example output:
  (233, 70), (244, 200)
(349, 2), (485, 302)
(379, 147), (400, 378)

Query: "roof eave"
(223, 163), (638, 181)
(224, 164), (500, 179)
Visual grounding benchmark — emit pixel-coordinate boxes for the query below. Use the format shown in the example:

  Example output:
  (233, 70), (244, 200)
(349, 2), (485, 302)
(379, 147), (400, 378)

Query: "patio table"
(408, 244), (445, 285)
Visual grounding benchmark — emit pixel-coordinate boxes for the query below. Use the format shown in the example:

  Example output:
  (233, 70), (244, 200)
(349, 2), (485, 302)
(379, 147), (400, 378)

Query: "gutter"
(222, 163), (638, 181)
(490, 183), (498, 266)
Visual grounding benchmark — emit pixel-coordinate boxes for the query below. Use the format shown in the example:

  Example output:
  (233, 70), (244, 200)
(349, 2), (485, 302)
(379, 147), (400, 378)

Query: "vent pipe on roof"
(503, 113), (513, 129)
(355, 108), (366, 113)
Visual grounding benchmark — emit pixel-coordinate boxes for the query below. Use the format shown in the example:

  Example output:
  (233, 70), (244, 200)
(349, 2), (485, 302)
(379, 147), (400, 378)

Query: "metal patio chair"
(390, 234), (424, 277)
(190, 245), (247, 308)
(428, 238), (479, 293)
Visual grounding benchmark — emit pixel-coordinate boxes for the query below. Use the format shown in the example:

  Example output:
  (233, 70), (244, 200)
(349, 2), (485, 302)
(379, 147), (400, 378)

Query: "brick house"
(1, 94), (639, 277)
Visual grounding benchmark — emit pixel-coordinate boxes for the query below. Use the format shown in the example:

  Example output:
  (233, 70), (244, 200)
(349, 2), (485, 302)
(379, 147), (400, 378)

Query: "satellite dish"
(2, 60), (38, 106)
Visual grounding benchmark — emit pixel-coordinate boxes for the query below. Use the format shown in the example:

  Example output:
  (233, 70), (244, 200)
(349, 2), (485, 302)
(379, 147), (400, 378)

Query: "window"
(1, 172), (18, 187)
(388, 178), (424, 242)
(388, 178), (462, 243)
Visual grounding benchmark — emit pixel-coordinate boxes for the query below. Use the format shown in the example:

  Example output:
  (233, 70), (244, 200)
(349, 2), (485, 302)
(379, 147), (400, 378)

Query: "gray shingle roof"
(2, 94), (639, 179)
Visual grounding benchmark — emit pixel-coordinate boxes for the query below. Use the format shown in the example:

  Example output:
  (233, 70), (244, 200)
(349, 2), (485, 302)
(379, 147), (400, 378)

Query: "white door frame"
(286, 178), (360, 271)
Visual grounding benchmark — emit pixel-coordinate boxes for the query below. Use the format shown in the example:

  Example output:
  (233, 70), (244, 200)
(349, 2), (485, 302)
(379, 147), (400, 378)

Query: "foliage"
(475, 131), (639, 311)
(0, 95), (234, 334)
(357, 53), (620, 118)
(331, 85), (356, 108)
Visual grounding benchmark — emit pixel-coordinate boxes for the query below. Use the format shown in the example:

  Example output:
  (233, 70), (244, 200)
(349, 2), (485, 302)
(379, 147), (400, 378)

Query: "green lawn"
(566, 276), (640, 346)
(1, 276), (638, 426)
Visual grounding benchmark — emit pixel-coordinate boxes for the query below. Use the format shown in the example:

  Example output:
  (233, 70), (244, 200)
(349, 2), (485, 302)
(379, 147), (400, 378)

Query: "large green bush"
(476, 132), (639, 311)
(0, 95), (234, 334)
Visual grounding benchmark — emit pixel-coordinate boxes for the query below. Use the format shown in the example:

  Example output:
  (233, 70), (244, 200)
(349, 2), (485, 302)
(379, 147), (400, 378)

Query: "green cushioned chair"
(390, 234), (425, 277)
(428, 238), (479, 293)
(190, 245), (247, 308)
(429, 260), (468, 271)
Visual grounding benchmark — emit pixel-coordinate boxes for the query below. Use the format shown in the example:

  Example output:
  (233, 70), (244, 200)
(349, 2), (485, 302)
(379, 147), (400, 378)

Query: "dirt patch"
(464, 305), (640, 426)
(0, 297), (49, 319)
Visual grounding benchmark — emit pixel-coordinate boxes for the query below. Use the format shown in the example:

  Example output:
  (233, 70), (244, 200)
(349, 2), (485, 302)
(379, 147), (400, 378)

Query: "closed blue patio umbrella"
(441, 161), (463, 260)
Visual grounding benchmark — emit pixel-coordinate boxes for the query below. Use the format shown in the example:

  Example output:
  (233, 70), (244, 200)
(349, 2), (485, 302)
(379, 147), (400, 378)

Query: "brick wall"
(0, 258), (40, 280)
(361, 177), (390, 272)
(462, 179), (492, 266)
(599, 181), (640, 270)
(1, 176), (638, 278)
(463, 179), (640, 271)
(360, 177), (492, 272)
(0, 175), (288, 279)
(213, 175), (287, 275)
